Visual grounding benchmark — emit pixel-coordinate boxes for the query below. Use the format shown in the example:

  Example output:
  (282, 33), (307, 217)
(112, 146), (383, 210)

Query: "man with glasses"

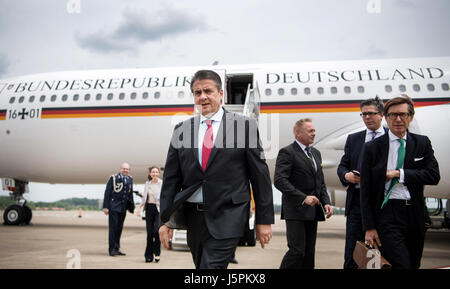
(360, 95), (440, 268)
(337, 96), (386, 269)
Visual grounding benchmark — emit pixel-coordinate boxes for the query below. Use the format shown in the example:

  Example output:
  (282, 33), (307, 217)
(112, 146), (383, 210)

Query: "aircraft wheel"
(3, 205), (25, 225)
(22, 205), (32, 225)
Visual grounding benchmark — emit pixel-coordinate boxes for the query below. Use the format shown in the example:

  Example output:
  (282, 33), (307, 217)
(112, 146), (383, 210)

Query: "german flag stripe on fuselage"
(259, 97), (449, 113)
(41, 104), (195, 118)
(4, 97), (448, 120)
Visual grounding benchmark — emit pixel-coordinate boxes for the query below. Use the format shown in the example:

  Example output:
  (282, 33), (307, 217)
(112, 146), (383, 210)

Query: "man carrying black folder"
(275, 118), (333, 269)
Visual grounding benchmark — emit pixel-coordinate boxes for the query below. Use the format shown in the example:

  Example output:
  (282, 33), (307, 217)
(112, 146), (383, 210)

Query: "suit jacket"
(103, 173), (135, 213)
(337, 127), (388, 216)
(360, 131), (440, 234)
(274, 141), (331, 221)
(159, 109), (274, 240)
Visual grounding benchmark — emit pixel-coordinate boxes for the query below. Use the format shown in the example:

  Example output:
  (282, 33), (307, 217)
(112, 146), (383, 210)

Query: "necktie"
(381, 138), (405, 209)
(202, 120), (213, 171)
(305, 147), (316, 172)
(370, 131), (377, 141)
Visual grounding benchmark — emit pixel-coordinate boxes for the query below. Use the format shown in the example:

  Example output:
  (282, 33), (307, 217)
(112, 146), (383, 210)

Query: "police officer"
(103, 162), (135, 256)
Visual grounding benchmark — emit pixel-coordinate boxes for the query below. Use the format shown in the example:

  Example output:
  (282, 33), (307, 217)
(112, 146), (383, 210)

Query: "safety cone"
(78, 208), (82, 218)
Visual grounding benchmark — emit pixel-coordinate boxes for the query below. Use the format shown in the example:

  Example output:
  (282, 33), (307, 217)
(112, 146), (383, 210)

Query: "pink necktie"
(202, 120), (213, 171)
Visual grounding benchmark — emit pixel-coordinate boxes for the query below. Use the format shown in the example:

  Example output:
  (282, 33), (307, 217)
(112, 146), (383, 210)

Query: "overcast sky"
(0, 0), (449, 202)
(1, 0), (449, 79)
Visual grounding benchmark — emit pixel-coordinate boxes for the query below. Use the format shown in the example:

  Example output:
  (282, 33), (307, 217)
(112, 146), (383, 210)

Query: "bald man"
(103, 162), (135, 256)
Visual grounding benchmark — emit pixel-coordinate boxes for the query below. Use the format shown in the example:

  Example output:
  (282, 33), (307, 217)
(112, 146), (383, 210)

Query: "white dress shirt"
(364, 126), (385, 143)
(385, 130), (411, 200)
(186, 107), (224, 203)
(295, 140), (317, 171)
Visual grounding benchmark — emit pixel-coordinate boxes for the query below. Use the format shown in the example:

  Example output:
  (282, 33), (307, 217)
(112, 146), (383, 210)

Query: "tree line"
(0, 196), (101, 211)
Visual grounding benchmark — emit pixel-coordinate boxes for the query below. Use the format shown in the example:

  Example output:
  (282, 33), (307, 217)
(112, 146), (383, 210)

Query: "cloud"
(0, 53), (10, 77)
(76, 6), (209, 54)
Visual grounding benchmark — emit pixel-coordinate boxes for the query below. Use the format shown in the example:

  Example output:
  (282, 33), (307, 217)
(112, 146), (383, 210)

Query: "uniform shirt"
(186, 107), (224, 203)
(385, 130), (411, 200)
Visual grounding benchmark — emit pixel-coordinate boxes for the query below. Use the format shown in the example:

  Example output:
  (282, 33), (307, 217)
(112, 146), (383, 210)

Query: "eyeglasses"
(360, 112), (380, 117)
(386, 112), (410, 120)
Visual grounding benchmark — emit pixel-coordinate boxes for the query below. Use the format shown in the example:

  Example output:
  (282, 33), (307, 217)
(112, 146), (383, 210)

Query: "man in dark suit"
(360, 95), (440, 269)
(103, 162), (135, 256)
(337, 96), (386, 269)
(158, 70), (274, 269)
(275, 118), (333, 269)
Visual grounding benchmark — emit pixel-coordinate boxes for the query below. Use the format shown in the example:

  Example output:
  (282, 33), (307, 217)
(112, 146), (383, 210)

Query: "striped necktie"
(305, 146), (316, 172)
(370, 131), (377, 141)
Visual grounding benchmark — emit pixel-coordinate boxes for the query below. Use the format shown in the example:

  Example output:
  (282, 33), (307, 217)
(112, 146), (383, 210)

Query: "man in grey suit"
(275, 118), (333, 269)
(159, 70), (274, 269)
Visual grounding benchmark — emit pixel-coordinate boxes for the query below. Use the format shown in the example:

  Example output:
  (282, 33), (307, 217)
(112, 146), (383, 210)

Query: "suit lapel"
(404, 131), (415, 168)
(354, 130), (366, 171)
(379, 133), (390, 168)
(191, 116), (202, 171)
(292, 141), (316, 175)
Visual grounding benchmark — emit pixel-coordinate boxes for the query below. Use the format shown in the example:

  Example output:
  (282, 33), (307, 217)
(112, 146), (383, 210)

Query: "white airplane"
(1, 57), (449, 227)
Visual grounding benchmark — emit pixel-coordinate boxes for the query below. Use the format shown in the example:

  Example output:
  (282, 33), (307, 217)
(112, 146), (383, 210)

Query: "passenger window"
(62, 94), (68, 102)
(73, 94), (79, 101)
(40, 95), (46, 102)
(331, 87), (337, 94)
(278, 88), (284, 96)
(357, 86), (364, 93)
(317, 87), (324, 95)
(344, 86), (351, 94)
(29, 95), (35, 103)
(130, 92), (137, 100)
(265, 89), (271, 96)
(413, 84), (420, 92)
(178, 91), (185, 98)
(385, 85), (392, 92)
(9, 97), (15, 104)
(291, 88), (298, 95)
(427, 84), (435, 91)
(442, 83), (449, 91)
(96, 93), (102, 101)
(399, 84), (406, 92)
(84, 94), (91, 101)
(51, 95), (57, 102)
(119, 93), (125, 100)
(107, 93), (113, 100)
(154, 92), (161, 99)
(142, 92), (149, 99)
(304, 87), (311, 95)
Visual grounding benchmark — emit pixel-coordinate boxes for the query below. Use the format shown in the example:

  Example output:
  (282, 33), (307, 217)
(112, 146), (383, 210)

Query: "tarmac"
(0, 210), (449, 269)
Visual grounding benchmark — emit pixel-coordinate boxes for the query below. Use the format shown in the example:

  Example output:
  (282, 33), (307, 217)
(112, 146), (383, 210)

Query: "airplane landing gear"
(2, 179), (32, 226)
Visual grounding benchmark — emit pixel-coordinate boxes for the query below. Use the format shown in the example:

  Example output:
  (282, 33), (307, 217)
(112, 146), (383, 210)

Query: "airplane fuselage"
(1, 57), (449, 201)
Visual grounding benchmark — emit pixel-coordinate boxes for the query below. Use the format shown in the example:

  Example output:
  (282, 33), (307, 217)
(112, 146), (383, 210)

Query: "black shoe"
(117, 250), (126, 256)
(145, 258), (153, 263)
(229, 258), (238, 264)
(109, 251), (119, 256)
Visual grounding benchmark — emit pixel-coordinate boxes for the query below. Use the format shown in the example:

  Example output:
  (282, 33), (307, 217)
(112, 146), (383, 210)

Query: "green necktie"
(381, 138), (405, 209)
